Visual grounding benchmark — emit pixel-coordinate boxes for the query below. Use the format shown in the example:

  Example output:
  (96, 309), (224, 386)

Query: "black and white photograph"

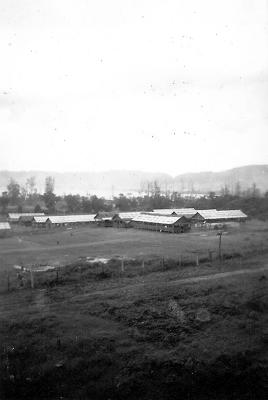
(0, 1), (268, 399)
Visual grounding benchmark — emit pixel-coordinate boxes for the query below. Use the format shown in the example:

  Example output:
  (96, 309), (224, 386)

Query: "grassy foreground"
(0, 254), (268, 399)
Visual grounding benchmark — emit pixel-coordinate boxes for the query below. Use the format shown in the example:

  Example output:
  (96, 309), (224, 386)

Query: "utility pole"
(121, 258), (125, 273)
(30, 267), (35, 289)
(217, 231), (223, 262)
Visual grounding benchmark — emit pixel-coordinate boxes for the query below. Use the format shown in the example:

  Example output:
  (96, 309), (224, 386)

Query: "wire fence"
(0, 248), (248, 294)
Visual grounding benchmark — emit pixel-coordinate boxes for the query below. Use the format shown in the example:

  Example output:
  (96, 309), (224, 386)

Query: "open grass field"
(0, 219), (268, 269)
(0, 220), (268, 399)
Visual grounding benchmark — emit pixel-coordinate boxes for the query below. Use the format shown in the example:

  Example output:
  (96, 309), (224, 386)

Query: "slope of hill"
(0, 165), (267, 195)
(173, 165), (268, 193)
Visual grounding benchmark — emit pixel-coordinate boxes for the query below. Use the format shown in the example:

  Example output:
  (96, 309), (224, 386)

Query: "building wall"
(132, 221), (190, 233)
(205, 217), (246, 223)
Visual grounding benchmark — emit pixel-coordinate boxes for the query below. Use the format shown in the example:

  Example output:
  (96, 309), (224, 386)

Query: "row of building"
(3, 208), (247, 234)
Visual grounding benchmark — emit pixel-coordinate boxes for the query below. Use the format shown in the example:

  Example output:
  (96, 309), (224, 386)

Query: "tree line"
(0, 176), (268, 219)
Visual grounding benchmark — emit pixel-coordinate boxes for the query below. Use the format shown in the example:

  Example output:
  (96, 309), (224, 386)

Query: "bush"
(95, 271), (112, 280)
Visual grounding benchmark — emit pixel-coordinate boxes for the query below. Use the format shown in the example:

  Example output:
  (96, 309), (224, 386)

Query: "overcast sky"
(0, 0), (267, 176)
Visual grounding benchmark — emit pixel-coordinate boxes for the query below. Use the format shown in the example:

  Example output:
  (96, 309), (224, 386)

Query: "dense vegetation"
(0, 176), (267, 219)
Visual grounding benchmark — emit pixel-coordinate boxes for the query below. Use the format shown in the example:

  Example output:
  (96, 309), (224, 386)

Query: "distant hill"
(173, 165), (268, 193)
(0, 165), (267, 196)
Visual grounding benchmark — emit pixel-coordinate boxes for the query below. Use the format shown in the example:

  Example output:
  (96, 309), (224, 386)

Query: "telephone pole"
(217, 231), (223, 262)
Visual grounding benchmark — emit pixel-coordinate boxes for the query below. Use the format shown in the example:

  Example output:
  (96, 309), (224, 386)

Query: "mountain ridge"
(0, 165), (267, 196)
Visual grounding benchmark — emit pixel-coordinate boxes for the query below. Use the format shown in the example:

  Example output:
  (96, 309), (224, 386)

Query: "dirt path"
(80, 265), (268, 298)
(168, 265), (268, 285)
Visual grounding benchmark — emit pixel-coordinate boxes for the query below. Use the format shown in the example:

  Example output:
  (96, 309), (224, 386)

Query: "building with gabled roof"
(46, 214), (96, 227)
(32, 216), (49, 229)
(116, 212), (142, 227)
(33, 216), (49, 224)
(94, 212), (120, 227)
(118, 212), (141, 220)
(132, 214), (191, 233)
(8, 212), (45, 223)
(196, 209), (247, 222)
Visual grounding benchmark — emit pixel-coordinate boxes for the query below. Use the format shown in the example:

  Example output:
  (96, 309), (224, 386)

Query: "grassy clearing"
(0, 219), (267, 269)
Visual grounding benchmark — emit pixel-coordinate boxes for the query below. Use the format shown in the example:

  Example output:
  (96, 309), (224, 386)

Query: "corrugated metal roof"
(195, 209), (217, 214)
(197, 209), (247, 219)
(145, 212), (196, 220)
(215, 210), (247, 218)
(8, 213), (44, 220)
(152, 208), (196, 215)
(84, 214), (96, 222)
(132, 214), (185, 225)
(0, 222), (11, 230)
(47, 214), (97, 224)
(193, 210), (217, 218)
(118, 212), (141, 220)
(8, 213), (44, 218)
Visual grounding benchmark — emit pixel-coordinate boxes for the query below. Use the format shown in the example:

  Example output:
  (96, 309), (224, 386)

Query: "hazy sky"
(0, 0), (267, 176)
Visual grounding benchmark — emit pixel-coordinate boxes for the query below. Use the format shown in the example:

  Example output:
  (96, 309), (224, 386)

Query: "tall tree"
(114, 194), (131, 211)
(250, 182), (260, 198)
(65, 194), (81, 213)
(45, 176), (55, 194)
(7, 178), (21, 205)
(43, 176), (56, 213)
(152, 180), (161, 198)
(34, 204), (42, 213)
(234, 181), (241, 197)
(0, 192), (9, 214)
(26, 176), (37, 197)
(20, 186), (28, 201)
(220, 184), (230, 197)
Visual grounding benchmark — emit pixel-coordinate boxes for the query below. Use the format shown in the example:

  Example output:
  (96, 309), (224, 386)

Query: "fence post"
(121, 259), (124, 273)
(196, 254), (199, 266)
(30, 268), (34, 289)
(218, 231), (223, 262)
(161, 257), (165, 270)
(208, 250), (213, 262)
(179, 254), (182, 267)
